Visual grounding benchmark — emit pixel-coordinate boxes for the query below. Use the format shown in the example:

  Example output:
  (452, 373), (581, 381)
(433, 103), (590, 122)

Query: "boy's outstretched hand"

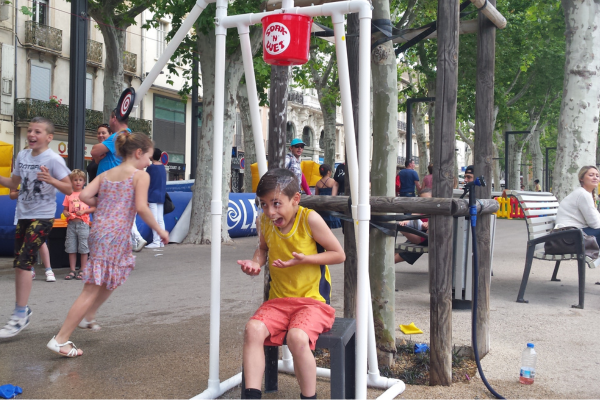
(272, 252), (305, 268)
(238, 260), (261, 276)
(37, 166), (53, 183)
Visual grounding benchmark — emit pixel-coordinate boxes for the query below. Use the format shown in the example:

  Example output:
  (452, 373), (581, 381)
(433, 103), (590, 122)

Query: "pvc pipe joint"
(357, 204), (371, 221)
(211, 200), (222, 215)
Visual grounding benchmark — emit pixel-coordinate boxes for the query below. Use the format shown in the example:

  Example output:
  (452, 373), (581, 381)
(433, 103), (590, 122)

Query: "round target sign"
(116, 87), (136, 121)
(264, 22), (291, 55)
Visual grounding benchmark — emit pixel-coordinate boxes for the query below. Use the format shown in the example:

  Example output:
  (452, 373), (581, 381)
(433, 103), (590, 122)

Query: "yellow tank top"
(260, 206), (332, 304)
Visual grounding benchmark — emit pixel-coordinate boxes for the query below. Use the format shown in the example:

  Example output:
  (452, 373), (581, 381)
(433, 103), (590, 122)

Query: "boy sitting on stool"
(238, 168), (346, 399)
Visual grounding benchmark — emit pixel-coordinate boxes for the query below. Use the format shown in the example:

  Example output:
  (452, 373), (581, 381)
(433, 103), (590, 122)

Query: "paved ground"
(0, 219), (599, 399)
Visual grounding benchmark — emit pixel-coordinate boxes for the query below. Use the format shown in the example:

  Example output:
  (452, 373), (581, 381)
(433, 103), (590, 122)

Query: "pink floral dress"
(84, 171), (137, 290)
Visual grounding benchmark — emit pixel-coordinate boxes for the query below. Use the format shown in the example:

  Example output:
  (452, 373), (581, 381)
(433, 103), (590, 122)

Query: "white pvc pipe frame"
(133, 0), (404, 398)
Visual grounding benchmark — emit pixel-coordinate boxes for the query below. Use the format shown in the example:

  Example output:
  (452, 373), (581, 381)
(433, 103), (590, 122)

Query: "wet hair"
(428, 163), (433, 174)
(97, 123), (112, 134)
(152, 148), (162, 161)
(115, 132), (153, 159)
(319, 163), (332, 177)
(578, 166), (598, 199)
(256, 168), (300, 199)
(69, 169), (86, 181)
(30, 116), (55, 135)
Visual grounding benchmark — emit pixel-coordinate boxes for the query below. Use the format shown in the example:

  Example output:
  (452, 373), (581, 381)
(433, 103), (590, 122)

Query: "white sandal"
(78, 318), (101, 331)
(47, 336), (82, 357)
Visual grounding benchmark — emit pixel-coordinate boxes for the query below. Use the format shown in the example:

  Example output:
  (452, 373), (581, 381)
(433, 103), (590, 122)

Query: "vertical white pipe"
(331, 14), (359, 211)
(355, 8), (372, 400)
(134, 0), (212, 106)
(238, 29), (268, 177)
(208, 0), (228, 391)
(367, 285), (380, 375)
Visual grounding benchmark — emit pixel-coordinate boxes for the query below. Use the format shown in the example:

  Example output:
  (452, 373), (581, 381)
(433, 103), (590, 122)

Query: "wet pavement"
(0, 241), (271, 399)
(1, 222), (600, 399)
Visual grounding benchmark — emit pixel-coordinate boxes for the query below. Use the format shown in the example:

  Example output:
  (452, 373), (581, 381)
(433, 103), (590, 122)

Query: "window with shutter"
(31, 64), (51, 101)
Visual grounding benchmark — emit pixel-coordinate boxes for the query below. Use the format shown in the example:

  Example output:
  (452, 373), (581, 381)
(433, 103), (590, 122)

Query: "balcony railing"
(288, 90), (304, 105)
(24, 21), (62, 54)
(397, 120), (407, 132)
(87, 39), (103, 66)
(123, 51), (137, 74)
(15, 98), (151, 136)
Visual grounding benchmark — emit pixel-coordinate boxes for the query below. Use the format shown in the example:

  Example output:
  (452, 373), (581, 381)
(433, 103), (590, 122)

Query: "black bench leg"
(264, 346), (279, 393)
(329, 341), (345, 399)
(551, 261), (561, 281)
(517, 245), (535, 303)
(345, 332), (356, 399)
(572, 258), (585, 309)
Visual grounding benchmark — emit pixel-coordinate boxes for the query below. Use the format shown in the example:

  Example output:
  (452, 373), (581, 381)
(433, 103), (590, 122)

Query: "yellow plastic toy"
(399, 322), (424, 335)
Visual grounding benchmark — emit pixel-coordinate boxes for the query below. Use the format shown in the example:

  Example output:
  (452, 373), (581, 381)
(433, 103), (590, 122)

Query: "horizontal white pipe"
(278, 360), (405, 395)
(191, 372), (242, 399)
(375, 382), (406, 400)
(134, 0), (213, 106)
(221, 0), (372, 29)
(278, 359), (332, 378)
(470, 0), (507, 29)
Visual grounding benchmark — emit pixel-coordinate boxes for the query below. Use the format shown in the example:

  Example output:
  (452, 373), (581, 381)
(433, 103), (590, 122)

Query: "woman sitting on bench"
(555, 165), (600, 244)
(395, 189), (431, 264)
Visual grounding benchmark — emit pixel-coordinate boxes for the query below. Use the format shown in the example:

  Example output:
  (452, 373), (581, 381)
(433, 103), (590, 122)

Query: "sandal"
(47, 336), (83, 357)
(76, 271), (84, 280)
(78, 318), (101, 331)
(64, 271), (76, 280)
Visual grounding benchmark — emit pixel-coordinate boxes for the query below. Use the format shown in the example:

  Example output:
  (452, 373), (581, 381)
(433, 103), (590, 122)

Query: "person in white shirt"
(555, 165), (600, 244)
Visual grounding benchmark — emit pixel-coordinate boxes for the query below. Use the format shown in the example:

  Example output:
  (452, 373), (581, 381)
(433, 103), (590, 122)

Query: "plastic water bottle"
(519, 343), (537, 384)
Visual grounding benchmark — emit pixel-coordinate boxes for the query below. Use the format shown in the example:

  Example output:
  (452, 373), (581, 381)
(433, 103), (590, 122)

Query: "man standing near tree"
(285, 138), (312, 194)
(398, 159), (421, 197)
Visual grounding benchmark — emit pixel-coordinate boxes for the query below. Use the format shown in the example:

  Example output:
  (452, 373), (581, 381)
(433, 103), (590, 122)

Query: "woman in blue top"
(314, 164), (342, 229)
(145, 148), (167, 248)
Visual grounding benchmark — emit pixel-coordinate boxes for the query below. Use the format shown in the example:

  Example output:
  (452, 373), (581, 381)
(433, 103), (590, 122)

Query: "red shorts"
(251, 297), (335, 350)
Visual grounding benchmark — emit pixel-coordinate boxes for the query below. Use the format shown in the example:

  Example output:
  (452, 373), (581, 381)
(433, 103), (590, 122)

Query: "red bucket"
(262, 14), (313, 66)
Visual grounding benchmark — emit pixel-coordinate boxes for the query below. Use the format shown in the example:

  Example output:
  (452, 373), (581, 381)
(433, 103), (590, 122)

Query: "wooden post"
(429, 0), (459, 386)
(473, 0), (496, 360)
(265, 65), (289, 301)
(343, 12), (360, 319)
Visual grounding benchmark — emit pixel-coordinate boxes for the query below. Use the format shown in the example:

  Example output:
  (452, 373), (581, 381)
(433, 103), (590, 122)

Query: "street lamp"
(545, 147), (556, 192)
(504, 130), (530, 190)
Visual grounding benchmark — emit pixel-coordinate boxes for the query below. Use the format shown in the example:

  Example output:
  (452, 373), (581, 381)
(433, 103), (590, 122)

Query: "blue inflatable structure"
(0, 190), (258, 257)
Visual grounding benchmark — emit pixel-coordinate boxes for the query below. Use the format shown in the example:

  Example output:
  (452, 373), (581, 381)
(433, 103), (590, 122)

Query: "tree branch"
(504, 69), (521, 97)
(119, 2), (152, 27)
(456, 125), (474, 148)
(321, 53), (336, 85)
(395, 0), (418, 29)
(506, 71), (536, 107)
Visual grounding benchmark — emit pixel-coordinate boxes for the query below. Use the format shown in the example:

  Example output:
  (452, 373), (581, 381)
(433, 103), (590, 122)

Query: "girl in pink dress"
(47, 133), (168, 357)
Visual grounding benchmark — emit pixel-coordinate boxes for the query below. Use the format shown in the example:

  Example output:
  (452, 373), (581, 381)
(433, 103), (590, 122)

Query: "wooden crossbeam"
(299, 195), (499, 216)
